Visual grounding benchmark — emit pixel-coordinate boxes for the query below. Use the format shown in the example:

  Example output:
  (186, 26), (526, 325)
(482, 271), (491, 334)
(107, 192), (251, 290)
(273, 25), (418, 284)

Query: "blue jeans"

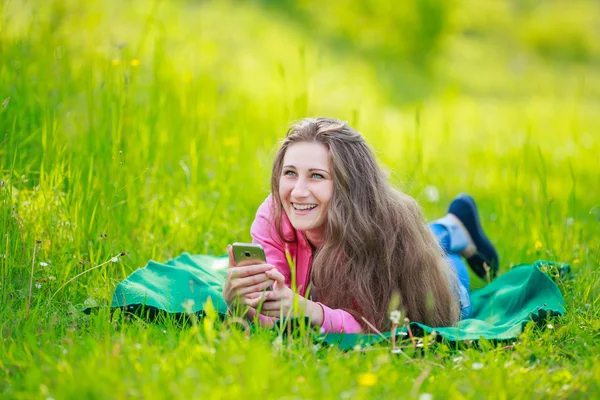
(429, 216), (472, 319)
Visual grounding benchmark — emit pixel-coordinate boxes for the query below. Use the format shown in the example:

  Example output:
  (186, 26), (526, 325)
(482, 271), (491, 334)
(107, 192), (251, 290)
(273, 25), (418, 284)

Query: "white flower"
(472, 362), (484, 370)
(566, 217), (574, 227)
(389, 310), (402, 324)
(35, 283), (42, 289)
(547, 324), (554, 330)
(272, 336), (283, 348)
(424, 185), (440, 203)
(48, 276), (56, 281)
(182, 299), (195, 313)
(111, 257), (118, 263)
(40, 262), (49, 267)
(419, 394), (434, 400)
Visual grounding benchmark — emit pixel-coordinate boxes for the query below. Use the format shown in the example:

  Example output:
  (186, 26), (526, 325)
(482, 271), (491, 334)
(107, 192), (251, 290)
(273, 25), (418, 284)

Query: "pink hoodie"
(250, 195), (363, 334)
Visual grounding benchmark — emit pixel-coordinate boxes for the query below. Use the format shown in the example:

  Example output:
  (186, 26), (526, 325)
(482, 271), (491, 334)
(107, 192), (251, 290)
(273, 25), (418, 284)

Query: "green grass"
(1, 0), (599, 398)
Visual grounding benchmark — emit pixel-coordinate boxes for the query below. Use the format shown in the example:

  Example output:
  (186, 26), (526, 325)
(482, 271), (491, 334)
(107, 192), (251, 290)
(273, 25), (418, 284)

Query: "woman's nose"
(291, 178), (309, 198)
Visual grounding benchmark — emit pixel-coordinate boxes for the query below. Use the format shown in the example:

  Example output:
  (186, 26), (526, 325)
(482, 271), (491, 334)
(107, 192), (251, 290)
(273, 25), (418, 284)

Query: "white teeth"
(293, 203), (316, 211)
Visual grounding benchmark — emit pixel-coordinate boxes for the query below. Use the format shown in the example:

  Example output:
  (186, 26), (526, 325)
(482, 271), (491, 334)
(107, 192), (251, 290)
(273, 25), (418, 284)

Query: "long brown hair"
(270, 117), (460, 331)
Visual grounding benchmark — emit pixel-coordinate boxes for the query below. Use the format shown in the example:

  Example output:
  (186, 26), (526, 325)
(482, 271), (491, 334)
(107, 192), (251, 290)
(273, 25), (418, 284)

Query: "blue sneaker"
(448, 194), (499, 279)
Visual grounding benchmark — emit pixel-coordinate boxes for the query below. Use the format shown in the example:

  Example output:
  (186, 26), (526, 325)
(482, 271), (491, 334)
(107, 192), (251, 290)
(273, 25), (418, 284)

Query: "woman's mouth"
(292, 203), (317, 214)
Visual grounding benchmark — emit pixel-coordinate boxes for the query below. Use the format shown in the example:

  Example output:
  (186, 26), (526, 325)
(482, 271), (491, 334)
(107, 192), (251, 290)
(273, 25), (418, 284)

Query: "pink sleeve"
(318, 303), (363, 334)
(251, 195), (363, 334)
(250, 196), (291, 286)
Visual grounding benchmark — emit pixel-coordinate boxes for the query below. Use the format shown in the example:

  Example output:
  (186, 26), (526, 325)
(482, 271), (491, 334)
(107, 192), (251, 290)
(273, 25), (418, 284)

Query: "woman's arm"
(317, 302), (363, 334)
(250, 196), (362, 334)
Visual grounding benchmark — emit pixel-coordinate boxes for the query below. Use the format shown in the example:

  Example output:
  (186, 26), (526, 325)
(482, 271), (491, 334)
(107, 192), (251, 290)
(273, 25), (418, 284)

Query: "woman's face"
(279, 141), (333, 241)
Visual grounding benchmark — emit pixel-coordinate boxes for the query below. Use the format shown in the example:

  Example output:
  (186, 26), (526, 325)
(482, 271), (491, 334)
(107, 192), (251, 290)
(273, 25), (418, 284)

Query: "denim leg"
(429, 222), (452, 253)
(429, 215), (470, 254)
(429, 222), (472, 319)
(447, 254), (472, 319)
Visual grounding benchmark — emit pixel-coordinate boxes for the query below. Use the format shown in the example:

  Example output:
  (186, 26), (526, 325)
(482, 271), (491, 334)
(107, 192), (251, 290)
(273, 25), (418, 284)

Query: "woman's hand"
(243, 306), (277, 329)
(244, 269), (324, 326)
(222, 245), (275, 307)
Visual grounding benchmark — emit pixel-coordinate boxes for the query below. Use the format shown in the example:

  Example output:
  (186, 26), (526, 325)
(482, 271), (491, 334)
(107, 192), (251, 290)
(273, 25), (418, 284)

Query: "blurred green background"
(1, 0), (599, 303)
(1, 1), (600, 398)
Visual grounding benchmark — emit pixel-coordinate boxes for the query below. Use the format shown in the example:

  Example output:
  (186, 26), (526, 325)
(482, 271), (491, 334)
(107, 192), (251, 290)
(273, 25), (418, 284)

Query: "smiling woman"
(279, 142), (333, 243)
(222, 117), (499, 333)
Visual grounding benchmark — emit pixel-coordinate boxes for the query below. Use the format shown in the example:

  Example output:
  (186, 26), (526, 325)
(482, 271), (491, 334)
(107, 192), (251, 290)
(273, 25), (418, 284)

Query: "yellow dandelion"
(535, 240), (543, 251)
(111, 59), (121, 66)
(357, 372), (377, 387)
(131, 59), (140, 67)
(573, 259), (580, 265)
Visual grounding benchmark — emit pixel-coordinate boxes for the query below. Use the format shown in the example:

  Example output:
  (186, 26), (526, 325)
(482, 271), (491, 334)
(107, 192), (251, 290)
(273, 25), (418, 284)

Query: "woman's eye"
(312, 173), (324, 179)
(284, 170), (296, 177)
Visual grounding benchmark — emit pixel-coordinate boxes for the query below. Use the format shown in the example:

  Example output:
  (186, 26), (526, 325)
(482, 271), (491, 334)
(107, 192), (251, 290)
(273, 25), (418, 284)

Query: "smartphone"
(231, 242), (266, 266)
(232, 242), (272, 291)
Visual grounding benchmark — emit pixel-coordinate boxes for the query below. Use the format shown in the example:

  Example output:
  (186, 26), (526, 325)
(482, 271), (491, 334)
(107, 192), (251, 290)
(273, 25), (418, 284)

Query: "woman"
(222, 117), (498, 333)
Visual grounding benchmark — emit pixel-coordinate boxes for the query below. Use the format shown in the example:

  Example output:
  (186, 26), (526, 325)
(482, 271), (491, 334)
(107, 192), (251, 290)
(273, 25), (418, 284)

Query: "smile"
(292, 203), (317, 211)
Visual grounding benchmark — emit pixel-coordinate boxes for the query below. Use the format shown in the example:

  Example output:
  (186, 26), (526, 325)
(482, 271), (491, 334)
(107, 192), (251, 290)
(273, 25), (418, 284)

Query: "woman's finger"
(237, 279), (275, 296)
(244, 290), (279, 306)
(227, 264), (274, 280)
(258, 300), (285, 311)
(260, 309), (289, 317)
(244, 306), (257, 320)
(232, 272), (273, 291)
(264, 269), (286, 285)
(244, 292), (264, 300)
(254, 314), (276, 328)
(227, 244), (236, 268)
(244, 295), (268, 309)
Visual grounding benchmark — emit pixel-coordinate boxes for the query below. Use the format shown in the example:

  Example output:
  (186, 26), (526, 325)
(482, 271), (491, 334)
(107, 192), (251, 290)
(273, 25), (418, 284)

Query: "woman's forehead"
(283, 142), (330, 170)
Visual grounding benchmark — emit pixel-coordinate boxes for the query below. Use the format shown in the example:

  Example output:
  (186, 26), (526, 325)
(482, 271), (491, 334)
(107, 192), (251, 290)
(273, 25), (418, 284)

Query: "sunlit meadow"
(1, 0), (599, 398)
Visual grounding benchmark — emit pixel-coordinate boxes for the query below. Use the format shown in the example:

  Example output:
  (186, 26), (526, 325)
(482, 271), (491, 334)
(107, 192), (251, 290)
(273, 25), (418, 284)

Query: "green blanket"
(110, 253), (566, 349)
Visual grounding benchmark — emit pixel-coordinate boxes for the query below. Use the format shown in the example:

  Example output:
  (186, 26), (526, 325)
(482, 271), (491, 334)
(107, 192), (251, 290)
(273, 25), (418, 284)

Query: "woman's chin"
(289, 217), (318, 232)
(284, 207), (325, 233)
(291, 221), (315, 231)
(292, 221), (326, 237)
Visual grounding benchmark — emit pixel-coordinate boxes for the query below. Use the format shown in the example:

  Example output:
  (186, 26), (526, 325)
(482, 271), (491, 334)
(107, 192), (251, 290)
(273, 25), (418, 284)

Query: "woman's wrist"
(305, 299), (324, 327)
